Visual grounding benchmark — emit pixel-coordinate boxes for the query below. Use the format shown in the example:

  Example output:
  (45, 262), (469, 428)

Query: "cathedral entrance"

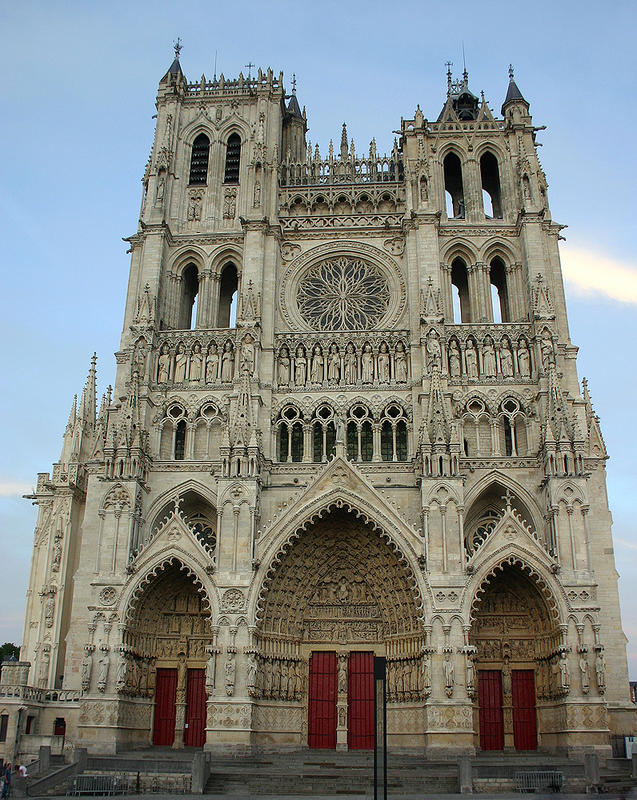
(470, 562), (558, 751)
(124, 559), (211, 748)
(257, 509), (422, 749)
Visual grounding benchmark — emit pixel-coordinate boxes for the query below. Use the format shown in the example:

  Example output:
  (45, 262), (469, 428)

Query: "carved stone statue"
(223, 188), (237, 219)
(174, 344), (188, 382)
(253, 181), (261, 207)
(343, 343), (357, 384)
(310, 345), (323, 384)
(595, 650), (606, 693)
(44, 594), (55, 628)
(116, 653), (126, 693)
(38, 647), (50, 687)
(157, 344), (170, 383)
(97, 648), (110, 693)
(420, 652), (431, 694)
(482, 336), (496, 377)
(294, 346), (307, 386)
(448, 340), (461, 377)
(377, 342), (390, 383)
(190, 343), (203, 382)
(502, 659), (512, 696)
(338, 655), (348, 694)
(240, 335), (255, 376)
(394, 341), (408, 383)
(225, 653), (236, 696)
(220, 342), (235, 383)
(518, 338), (531, 377)
(559, 651), (570, 691)
(206, 650), (216, 691)
(327, 344), (340, 385)
(205, 343), (219, 383)
(247, 653), (258, 696)
(187, 192), (202, 221)
(443, 653), (454, 697)
(426, 330), (441, 371)
(51, 538), (62, 571)
(540, 329), (555, 368)
(277, 346), (291, 386)
(81, 648), (93, 691)
(361, 344), (374, 384)
(579, 653), (590, 694)
(465, 341), (478, 379)
(466, 655), (475, 696)
(500, 339), (514, 377)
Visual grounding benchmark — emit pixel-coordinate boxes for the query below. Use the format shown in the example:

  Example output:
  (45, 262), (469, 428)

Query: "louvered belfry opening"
(189, 133), (210, 185)
(224, 133), (241, 183)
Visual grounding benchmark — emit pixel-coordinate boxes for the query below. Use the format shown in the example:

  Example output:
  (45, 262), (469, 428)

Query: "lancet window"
(461, 396), (529, 458)
(189, 133), (210, 185)
(490, 257), (510, 323)
(277, 406), (304, 463)
(224, 133), (241, 183)
(312, 404), (336, 463)
(178, 263), (199, 330)
(159, 404), (189, 461)
(347, 404), (374, 462)
(443, 152), (465, 218)
(480, 151), (502, 218)
(451, 257), (471, 323)
(217, 262), (238, 327)
(380, 404), (408, 461)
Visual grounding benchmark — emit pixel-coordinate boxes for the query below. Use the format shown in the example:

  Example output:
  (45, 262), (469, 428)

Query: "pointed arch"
(464, 471), (543, 534)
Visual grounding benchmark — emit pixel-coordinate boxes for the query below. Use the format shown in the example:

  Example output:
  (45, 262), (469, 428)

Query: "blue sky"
(1, 1), (636, 673)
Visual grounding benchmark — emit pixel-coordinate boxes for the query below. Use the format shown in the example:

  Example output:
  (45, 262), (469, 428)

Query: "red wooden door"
(184, 669), (207, 747)
(512, 670), (537, 750)
(308, 651), (337, 749)
(478, 670), (504, 750)
(348, 652), (374, 750)
(153, 668), (177, 746)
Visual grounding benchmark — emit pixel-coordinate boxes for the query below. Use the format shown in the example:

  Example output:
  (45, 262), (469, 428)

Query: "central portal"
(257, 508), (422, 748)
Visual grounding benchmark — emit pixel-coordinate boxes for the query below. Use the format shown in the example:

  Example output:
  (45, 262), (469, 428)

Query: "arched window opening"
(480, 152), (502, 218)
(464, 482), (535, 556)
(218, 263), (238, 328)
(443, 152), (465, 218)
(380, 404), (408, 461)
(189, 134), (210, 185)
(312, 405), (336, 463)
(490, 257), (510, 323)
(347, 405), (374, 462)
(178, 263), (199, 330)
(224, 133), (241, 183)
(503, 417), (513, 456)
(174, 420), (186, 460)
(277, 406), (304, 463)
(451, 257), (471, 323)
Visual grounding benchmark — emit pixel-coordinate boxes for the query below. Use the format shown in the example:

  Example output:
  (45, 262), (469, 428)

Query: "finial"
(291, 73), (297, 93)
(173, 37), (182, 59)
(445, 61), (453, 95)
(245, 62), (255, 79)
(462, 42), (467, 80)
(502, 489), (514, 512)
(509, 63), (514, 80)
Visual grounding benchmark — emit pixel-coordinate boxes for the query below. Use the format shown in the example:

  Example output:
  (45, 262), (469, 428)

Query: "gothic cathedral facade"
(2, 56), (634, 758)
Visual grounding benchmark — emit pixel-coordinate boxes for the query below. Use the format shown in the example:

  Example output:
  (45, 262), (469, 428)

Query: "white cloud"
(561, 246), (637, 304)
(0, 481), (33, 497)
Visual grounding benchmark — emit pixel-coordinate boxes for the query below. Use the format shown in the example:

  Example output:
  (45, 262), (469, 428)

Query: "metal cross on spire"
(445, 61), (453, 95)
(291, 73), (297, 93)
(245, 62), (255, 79)
(173, 37), (182, 59)
(509, 63), (515, 79)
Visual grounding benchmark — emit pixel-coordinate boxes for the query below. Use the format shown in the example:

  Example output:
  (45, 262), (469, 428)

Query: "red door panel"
(308, 651), (337, 749)
(348, 652), (374, 750)
(185, 668), (207, 747)
(153, 668), (177, 746)
(512, 670), (537, 750)
(478, 670), (504, 750)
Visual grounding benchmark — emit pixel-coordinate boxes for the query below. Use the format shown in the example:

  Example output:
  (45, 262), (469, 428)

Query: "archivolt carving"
(255, 510), (423, 644)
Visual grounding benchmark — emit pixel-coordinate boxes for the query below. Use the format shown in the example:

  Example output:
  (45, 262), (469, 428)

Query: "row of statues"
(443, 334), (532, 379)
(277, 341), (409, 387)
(156, 337), (256, 384)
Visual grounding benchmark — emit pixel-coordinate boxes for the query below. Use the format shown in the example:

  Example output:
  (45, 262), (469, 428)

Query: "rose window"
(296, 257), (390, 330)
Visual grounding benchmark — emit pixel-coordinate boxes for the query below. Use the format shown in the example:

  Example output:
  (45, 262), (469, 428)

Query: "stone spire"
(78, 353), (97, 430)
(60, 395), (77, 464)
(501, 64), (530, 119)
(340, 123), (348, 160)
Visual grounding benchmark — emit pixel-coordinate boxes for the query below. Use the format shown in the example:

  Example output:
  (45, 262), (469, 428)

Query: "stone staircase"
(205, 750), (457, 795)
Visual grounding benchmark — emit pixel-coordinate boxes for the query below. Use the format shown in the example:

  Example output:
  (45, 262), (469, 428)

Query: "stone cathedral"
(2, 53), (634, 761)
